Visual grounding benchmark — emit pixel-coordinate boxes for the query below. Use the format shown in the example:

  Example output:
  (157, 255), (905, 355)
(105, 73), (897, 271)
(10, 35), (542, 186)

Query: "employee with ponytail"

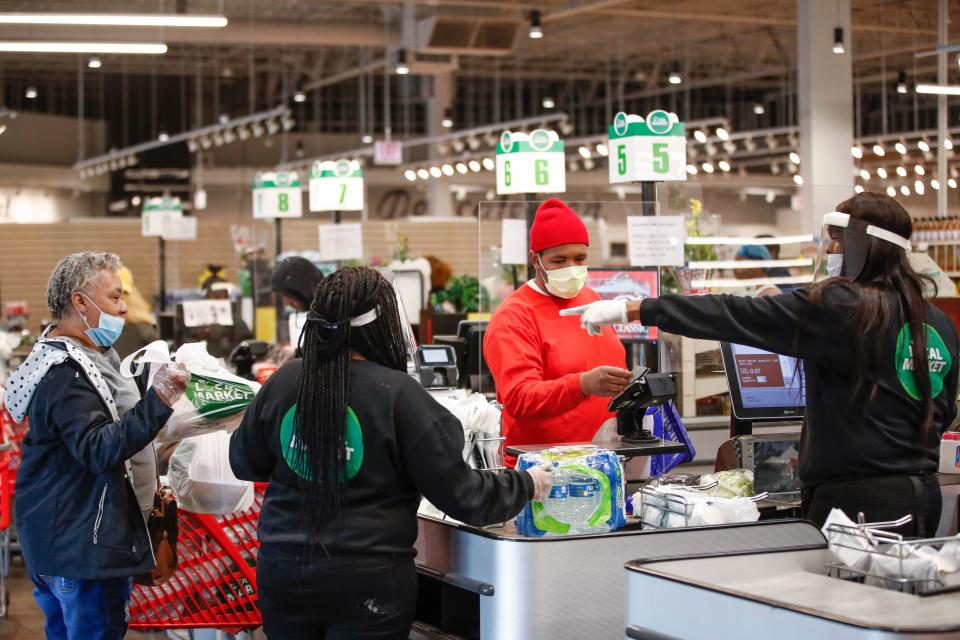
(565, 192), (959, 536)
(230, 266), (550, 639)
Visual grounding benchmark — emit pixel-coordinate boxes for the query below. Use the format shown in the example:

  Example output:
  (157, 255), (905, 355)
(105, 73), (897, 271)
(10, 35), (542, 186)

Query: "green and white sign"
(279, 404), (364, 480)
(495, 128), (566, 195)
(309, 159), (364, 212)
(608, 110), (687, 184)
(185, 374), (257, 422)
(895, 323), (953, 401)
(253, 171), (303, 219)
(141, 196), (183, 238)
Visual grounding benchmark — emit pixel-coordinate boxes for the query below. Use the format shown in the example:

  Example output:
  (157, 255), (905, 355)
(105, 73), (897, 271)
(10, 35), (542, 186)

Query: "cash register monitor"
(457, 320), (495, 393)
(720, 341), (805, 421)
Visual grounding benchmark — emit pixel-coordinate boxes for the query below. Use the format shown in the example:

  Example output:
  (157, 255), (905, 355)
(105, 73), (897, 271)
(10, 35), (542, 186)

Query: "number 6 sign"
(608, 110), (687, 184)
(310, 159), (365, 212)
(253, 171), (304, 219)
(495, 129), (566, 195)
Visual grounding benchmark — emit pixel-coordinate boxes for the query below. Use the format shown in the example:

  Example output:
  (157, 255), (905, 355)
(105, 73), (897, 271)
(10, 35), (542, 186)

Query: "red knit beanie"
(529, 198), (590, 252)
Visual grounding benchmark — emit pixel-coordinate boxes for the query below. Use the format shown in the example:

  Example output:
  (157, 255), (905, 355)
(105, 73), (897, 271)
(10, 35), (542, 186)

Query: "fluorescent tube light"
(0, 42), (167, 54)
(0, 13), (226, 27)
(916, 83), (960, 96)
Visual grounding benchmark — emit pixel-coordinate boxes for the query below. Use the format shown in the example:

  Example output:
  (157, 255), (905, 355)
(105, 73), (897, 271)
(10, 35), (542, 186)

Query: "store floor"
(1, 556), (436, 639)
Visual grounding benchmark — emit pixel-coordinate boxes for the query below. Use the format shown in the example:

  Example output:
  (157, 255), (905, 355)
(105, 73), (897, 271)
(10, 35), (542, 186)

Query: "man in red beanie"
(484, 198), (632, 465)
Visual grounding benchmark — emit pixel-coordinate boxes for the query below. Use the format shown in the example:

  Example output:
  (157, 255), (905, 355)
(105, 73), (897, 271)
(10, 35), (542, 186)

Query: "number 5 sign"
(253, 171), (303, 219)
(608, 110), (687, 184)
(495, 129), (566, 195)
(309, 159), (365, 212)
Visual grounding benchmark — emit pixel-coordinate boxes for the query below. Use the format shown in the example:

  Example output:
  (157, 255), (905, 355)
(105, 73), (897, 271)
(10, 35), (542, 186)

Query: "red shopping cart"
(129, 485), (265, 634)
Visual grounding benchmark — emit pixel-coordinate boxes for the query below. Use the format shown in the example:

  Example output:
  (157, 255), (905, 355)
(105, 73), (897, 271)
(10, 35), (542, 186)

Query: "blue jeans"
(30, 573), (133, 640)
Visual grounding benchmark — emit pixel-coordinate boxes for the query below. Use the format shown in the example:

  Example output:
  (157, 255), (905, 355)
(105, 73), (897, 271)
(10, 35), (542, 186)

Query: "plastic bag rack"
(826, 515), (960, 596)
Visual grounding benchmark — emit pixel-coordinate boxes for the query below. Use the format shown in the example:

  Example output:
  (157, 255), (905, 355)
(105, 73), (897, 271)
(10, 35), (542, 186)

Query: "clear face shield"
(812, 211), (911, 282)
(374, 267), (420, 375)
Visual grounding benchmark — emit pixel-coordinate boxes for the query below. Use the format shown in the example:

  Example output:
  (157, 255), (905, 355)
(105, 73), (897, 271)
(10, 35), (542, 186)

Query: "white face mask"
(537, 255), (588, 299)
(826, 253), (843, 277)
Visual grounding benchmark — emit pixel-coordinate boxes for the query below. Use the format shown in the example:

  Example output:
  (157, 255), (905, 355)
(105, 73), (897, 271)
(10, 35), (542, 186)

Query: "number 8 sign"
(253, 171), (304, 219)
(608, 111), (687, 184)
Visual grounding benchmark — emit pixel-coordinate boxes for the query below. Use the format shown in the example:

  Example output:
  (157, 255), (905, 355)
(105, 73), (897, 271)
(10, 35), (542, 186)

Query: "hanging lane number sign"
(309, 159), (365, 212)
(253, 171), (304, 219)
(495, 129), (566, 195)
(608, 110), (687, 183)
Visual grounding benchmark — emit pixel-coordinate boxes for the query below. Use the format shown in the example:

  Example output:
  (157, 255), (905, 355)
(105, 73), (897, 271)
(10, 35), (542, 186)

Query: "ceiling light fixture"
(701, 162), (715, 174)
(859, 169), (870, 180)
(0, 13), (227, 27)
(542, 96), (555, 109)
(872, 143), (885, 156)
(395, 50), (410, 75)
(854, 185), (865, 194)
(157, 130), (169, 142)
(789, 151), (800, 164)
(87, 56), (102, 69)
(897, 71), (908, 94)
(482, 157), (495, 171)
(455, 162), (468, 174)
(361, 134), (373, 144)
(429, 166), (442, 178)
(716, 127), (730, 141)
(0, 42), (165, 54)
(932, 179), (941, 190)
(694, 129), (708, 144)
(886, 186), (897, 197)
(528, 10), (543, 39)
(918, 139), (931, 152)
(753, 103), (765, 115)
(596, 143), (609, 157)
(950, 178), (959, 189)
(417, 168), (430, 180)
(895, 140), (907, 154)
(916, 84), (960, 96)
(578, 145), (591, 159)
(832, 26), (845, 54)
(718, 159), (731, 172)
(915, 180), (926, 195)
(896, 166), (908, 177)
(793, 174), (804, 185)
(851, 145), (863, 159)
(468, 160), (481, 172)
(25, 86), (36, 99)
(686, 164), (698, 175)
(915, 164), (926, 176)
(441, 164), (455, 177)
(441, 108), (454, 129)
(900, 184), (910, 196)
(876, 167), (888, 179)
(293, 91), (306, 103)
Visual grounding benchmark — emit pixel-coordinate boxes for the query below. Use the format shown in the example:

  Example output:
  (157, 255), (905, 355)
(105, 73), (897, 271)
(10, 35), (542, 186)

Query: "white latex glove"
(152, 362), (191, 407)
(526, 464), (554, 502)
(560, 300), (630, 337)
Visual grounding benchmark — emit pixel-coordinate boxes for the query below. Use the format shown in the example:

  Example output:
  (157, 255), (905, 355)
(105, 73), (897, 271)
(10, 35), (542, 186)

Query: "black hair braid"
(293, 267), (410, 538)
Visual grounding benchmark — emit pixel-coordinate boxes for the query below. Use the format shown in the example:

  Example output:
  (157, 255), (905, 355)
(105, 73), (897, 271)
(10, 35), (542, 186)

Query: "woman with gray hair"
(3, 251), (190, 640)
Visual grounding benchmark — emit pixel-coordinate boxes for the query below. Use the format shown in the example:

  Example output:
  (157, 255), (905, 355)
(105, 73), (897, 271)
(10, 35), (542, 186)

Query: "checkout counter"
(411, 337), (810, 639)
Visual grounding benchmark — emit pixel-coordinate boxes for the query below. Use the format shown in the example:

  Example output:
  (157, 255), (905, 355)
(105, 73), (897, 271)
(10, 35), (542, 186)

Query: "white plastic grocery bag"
(168, 431), (255, 515)
(121, 340), (261, 443)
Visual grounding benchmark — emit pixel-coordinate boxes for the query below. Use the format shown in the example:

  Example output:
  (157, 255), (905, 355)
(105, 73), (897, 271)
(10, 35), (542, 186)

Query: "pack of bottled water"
(515, 446), (626, 537)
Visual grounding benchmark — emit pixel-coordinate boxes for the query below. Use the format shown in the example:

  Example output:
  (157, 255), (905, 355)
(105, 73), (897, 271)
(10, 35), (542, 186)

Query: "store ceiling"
(0, 1), (954, 142)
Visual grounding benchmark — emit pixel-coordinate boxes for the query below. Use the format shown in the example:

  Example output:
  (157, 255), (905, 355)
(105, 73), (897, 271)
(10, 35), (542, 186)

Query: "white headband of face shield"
(349, 307), (379, 327)
(822, 212), (912, 251)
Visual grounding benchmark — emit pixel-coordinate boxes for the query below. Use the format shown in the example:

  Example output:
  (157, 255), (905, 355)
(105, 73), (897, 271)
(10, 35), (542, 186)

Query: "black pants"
(257, 553), (417, 640)
(802, 474), (942, 537)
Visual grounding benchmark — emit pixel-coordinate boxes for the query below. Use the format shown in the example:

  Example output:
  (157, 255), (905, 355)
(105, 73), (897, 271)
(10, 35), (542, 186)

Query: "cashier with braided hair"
(484, 198), (632, 466)
(229, 266), (550, 640)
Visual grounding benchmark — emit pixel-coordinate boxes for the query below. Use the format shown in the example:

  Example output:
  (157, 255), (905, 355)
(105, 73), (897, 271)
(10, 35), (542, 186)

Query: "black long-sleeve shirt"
(230, 358), (533, 560)
(640, 285), (959, 486)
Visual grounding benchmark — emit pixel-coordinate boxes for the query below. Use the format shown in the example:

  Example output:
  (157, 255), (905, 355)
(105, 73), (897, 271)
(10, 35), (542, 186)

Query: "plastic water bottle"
(541, 466), (603, 533)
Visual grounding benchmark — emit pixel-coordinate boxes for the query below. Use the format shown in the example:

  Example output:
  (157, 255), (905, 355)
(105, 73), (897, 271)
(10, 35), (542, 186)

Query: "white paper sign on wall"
(181, 299), (234, 328)
(253, 171), (303, 219)
(501, 218), (529, 265)
(374, 140), (403, 165)
(495, 129), (566, 195)
(627, 215), (686, 266)
(609, 110), (687, 184)
(162, 216), (198, 241)
(141, 196), (183, 238)
(309, 159), (365, 212)
(318, 223), (364, 262)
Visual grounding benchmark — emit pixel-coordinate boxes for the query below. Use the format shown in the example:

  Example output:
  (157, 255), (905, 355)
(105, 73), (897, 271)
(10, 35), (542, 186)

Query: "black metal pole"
(158, 237), (167, 312)
(273, 218), (283, 343)
(524, 193), (538, 280)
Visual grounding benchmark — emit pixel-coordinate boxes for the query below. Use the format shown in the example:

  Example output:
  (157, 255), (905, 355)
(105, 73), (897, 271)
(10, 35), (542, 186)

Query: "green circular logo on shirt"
(279, 404), (364, 480)
(895, 323), (952, 401)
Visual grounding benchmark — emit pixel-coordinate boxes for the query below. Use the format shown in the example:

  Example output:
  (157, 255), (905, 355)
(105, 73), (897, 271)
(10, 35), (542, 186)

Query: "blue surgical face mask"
(826, 253), (844, 277)
(80, 292), (125, 348)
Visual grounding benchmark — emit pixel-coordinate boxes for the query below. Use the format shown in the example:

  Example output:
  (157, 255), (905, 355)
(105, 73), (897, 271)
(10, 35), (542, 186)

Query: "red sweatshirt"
(483, 283), (627, 465)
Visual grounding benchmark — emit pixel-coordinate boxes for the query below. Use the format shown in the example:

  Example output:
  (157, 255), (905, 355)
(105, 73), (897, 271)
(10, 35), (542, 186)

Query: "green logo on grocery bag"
(279, 404), (364, 480)
(185, 374), (257, 420)
(895, 323), (952, 400)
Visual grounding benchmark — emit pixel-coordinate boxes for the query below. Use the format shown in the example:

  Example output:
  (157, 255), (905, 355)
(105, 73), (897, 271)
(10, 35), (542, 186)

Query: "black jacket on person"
(229, 358), (533, 560)
(14, 349), (173, 579)
(640, 284), (959, 487)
